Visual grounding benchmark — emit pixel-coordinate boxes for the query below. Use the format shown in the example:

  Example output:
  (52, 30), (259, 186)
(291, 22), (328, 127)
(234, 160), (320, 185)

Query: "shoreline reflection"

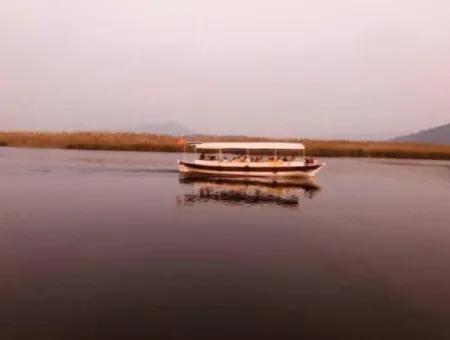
(178, 175), (321, 207)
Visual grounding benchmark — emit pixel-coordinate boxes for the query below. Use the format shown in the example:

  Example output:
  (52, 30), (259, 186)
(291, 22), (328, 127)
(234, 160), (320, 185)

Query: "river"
(1, 147), (449, 339)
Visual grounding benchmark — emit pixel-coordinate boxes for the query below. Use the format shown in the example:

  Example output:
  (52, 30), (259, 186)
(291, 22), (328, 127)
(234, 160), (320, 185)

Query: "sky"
(1, 0), (449, 138)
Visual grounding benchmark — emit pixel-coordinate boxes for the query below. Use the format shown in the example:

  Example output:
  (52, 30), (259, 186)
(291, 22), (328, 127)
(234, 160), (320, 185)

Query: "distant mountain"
(134, 121), (195, 136)
(393, 123), (450, 145)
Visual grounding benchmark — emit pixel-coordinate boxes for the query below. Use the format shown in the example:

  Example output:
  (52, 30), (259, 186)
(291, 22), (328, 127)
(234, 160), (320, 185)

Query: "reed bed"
(0, 131), (449, 160)
(0, 131), (181, 152)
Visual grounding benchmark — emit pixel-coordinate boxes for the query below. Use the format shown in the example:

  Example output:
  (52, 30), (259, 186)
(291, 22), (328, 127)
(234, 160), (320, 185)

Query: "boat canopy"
(194, 142), (305, 151)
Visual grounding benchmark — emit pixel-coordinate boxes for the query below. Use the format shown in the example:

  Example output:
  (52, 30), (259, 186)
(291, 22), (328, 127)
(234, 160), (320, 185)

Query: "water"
(1, 147), (449, 340)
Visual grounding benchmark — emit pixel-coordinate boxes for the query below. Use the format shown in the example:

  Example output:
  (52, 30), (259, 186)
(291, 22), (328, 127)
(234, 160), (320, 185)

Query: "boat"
(178, 142), (325, 177)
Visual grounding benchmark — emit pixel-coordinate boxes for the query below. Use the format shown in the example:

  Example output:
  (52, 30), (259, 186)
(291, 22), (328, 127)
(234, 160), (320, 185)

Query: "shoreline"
(1, 131), (449, 160)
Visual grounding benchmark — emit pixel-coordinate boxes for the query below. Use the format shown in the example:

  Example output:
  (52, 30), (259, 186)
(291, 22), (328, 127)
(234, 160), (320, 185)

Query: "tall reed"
(0, 131), (449, 160)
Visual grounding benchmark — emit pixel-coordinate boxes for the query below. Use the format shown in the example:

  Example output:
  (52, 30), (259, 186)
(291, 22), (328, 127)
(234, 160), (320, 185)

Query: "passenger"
(282, 156), (288, 162)
(199, 154), (205, 160)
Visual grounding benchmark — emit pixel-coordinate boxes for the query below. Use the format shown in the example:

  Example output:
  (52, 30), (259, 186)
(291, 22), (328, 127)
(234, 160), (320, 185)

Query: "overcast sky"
(1, 0), (449, 138)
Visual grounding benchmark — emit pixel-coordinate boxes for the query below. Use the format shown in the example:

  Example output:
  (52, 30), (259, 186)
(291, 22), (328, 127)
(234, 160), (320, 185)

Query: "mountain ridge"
(393, 123), (450, 145)
(133, 121), (195, 136)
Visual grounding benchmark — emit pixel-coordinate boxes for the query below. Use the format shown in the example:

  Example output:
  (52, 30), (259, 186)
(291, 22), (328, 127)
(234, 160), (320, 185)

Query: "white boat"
(178, 142), (325, 178)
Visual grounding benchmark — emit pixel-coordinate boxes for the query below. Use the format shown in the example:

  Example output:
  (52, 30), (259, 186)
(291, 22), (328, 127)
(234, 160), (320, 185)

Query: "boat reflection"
(178, 175), (321, 207)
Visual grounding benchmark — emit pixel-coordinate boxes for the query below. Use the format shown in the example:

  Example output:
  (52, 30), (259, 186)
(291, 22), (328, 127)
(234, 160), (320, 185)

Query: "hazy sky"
(1, 0), (449, 138)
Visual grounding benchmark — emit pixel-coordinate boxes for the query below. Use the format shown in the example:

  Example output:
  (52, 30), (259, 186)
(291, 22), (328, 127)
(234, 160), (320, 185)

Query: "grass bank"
(0, 131), (449, 160)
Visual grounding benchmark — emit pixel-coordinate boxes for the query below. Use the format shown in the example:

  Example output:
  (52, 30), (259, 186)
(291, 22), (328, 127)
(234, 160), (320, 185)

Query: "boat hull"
(178, 161), (324, 178)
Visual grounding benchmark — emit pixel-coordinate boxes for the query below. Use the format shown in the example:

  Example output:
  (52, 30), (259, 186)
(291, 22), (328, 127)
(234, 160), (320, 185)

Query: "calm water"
(1, 147), (450, 340)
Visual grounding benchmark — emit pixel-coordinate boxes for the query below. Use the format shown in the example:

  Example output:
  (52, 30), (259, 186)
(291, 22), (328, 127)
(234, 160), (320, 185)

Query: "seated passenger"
(199, 154), (205, 160)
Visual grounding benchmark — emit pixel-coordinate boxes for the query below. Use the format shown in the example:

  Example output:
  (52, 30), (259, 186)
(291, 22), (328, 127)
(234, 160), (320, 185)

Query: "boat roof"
(194, 142), (305, 151)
